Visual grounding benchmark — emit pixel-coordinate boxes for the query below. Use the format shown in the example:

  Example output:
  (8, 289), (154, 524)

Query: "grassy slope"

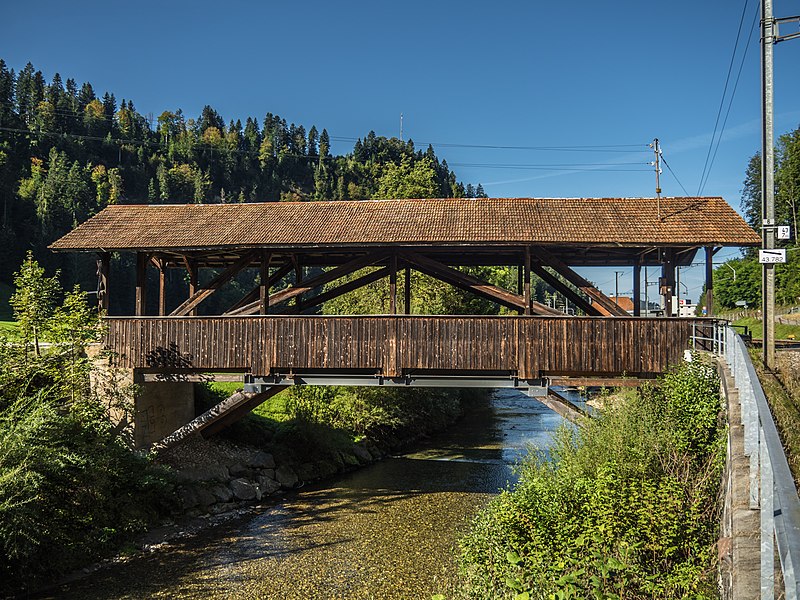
(733, 316), (800, 340)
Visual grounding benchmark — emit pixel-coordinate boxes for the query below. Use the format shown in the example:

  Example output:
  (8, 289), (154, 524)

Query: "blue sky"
(2, 0), (799, 303)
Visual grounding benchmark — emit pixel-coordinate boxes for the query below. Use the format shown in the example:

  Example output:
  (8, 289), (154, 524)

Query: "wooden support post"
(661, 251), (676, 317)
(259, 251), (271, 315)
(158, 259), (166, 316)
(96, 252), (110, 312)
(404, 267), (411, 314)
(389, 253), (398, 314)
(187, 259), (198, 316)
(524, 247), (532, 315)
(517, 263), (524, 296)
(633, 261), (641, 316)
(705, 246), (714, 317)
(293, 256), (303, 307)
(135, 252), (148, 316)
(170, 251), (255, 317)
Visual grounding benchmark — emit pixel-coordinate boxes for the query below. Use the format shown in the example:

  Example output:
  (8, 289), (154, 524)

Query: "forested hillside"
(0, 59), (485, 296)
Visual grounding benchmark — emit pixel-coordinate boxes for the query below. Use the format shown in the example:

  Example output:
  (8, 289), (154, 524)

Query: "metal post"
(633, 261), (641, 316)
(614, 271), (624, 308)
(762, 0), (776, 369)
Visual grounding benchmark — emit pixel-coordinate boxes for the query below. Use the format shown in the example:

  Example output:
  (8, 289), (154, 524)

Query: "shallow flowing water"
(49, 389), (580, 599)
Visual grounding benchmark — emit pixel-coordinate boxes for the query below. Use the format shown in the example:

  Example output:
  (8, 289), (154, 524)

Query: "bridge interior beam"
(399, 249), (560, 315)
(170, 251), (257, 317)
(225, 260), (294, 316)
(532, 247), (629, 316)
(530, 263), (600, 316)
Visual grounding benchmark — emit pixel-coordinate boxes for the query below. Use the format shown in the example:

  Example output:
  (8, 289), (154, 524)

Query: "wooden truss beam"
(225, 260), (293, 316)
(170, 251), (256, 317)
(532, 247), (628, 316)
(281, 267), (391, 315)
(232, 251), (389, 316)
(400, 250), (560, 315)
(530, 264), (600, 316)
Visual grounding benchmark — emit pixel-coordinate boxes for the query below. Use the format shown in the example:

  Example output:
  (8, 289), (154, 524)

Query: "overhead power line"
(696, 0), (755, 195)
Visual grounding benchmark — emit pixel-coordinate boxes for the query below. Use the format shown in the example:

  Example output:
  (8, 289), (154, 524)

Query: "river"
(48, 388), (580, 599)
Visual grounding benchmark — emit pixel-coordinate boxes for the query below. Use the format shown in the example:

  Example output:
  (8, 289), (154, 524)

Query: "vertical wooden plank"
(404, 268), (411, 315)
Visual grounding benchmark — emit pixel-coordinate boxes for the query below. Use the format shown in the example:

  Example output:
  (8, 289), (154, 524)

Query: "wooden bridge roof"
(51, 197), (759, 252)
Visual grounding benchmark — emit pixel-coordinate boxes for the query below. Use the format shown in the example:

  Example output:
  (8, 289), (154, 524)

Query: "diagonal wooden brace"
(530, 264), (601, 316)
(170, 251), (256, 316)
(399, 249), (561, 315)
(531, 247), (628, 316)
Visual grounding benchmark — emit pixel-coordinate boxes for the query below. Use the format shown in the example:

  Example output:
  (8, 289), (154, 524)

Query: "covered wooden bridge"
(51, 196), (759, 446)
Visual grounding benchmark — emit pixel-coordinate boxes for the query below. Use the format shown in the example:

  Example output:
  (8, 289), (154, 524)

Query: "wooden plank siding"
(103, 316), (715, 379)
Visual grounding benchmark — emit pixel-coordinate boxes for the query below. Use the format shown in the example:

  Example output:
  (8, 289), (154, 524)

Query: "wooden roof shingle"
(49, 197), (760, 251)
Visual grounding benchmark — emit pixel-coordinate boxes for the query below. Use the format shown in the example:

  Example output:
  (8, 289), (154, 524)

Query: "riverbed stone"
(210, 484), (234, 503)
(261, 468), (276, 480)
(275, 464), (299, 488)
(352, 444), (373, 464)
(315, 460), (338, 479)
(228, 463), (248, 477)
(296, 462), (320, 481)
(257, 475), (281, 495)
(176, 464), (229, 483)
(230, 478), (257, 500)
(177, 486), (199, 510)
(248, 451), (276, 469)
(339, 450), (360, 467)
(208, 502), (238, 515)
(195, 487), (217, 508)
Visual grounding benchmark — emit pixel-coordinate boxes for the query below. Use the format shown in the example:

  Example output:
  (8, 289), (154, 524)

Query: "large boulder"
(230, 478), (257, 501)
(275, 464), (299, 489)
(249, 451), (276, 469)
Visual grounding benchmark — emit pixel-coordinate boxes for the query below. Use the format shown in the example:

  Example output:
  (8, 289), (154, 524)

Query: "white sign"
(759, 249), (787, 264)
(778, 225), (791, 240)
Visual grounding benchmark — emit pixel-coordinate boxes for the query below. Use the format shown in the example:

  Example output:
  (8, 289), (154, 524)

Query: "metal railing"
(723, 326), (800, 599)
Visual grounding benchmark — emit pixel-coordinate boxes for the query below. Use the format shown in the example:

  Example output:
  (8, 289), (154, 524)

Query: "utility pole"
(761, 2), (800, 370)
(400, 113), (403, 141)
(763, 0), (776, 370)
(650, 138), (662, 220)
(614, 271), (624, 307)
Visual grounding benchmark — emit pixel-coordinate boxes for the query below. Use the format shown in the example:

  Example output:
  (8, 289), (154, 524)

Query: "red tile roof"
(49, 197), (760, 251)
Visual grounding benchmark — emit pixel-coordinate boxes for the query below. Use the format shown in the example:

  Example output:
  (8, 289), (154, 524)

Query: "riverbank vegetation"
(0, 255), (174, 596)
(456, 358), (724, 599)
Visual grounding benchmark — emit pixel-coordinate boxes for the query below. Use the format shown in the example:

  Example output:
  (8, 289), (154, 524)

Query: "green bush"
(0, 257), (175, 595)
(457, 357), (724, 599)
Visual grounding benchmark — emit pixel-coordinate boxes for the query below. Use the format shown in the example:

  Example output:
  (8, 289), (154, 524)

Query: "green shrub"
(457, 357), (724, 599)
